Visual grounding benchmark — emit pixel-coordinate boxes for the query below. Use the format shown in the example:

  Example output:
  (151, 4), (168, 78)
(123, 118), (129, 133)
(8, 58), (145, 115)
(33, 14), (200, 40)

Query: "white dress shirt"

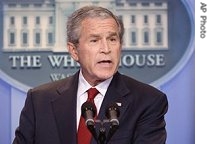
(76, 71), (113, 130)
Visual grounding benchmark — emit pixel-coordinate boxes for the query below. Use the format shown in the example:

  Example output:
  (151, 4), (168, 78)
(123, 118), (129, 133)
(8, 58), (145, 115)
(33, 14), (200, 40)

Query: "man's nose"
(100, 40), (111, 53)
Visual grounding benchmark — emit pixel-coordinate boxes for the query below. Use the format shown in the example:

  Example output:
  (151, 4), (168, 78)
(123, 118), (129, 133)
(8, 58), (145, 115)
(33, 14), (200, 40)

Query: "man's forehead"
(88, 31), (118, 37)
(82, 17), (117, 26)
(80, 17), (119, 38)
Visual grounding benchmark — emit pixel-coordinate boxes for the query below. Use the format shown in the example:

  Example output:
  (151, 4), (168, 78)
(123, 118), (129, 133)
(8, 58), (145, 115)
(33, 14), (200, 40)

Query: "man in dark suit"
(13, 6), (168, 144)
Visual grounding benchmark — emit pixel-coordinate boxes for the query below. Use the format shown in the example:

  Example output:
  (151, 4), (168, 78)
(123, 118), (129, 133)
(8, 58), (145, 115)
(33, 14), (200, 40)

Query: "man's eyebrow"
(108, 32), (118, 37)
(109, 32), (117, 36)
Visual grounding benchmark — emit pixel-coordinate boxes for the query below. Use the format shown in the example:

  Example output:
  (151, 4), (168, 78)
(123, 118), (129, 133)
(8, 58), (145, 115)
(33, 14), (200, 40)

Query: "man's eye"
(110, 38), (116, 41)
(90, 39), (97, 43)
(109, 37), (119, 43)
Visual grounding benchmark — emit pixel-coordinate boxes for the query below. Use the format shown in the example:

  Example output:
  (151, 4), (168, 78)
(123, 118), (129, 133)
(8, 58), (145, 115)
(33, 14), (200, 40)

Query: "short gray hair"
(66, 6), (124, 45)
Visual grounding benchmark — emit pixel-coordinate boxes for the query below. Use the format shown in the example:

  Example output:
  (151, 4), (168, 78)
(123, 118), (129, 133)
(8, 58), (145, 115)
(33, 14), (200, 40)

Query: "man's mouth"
(98, 60), (112, 64)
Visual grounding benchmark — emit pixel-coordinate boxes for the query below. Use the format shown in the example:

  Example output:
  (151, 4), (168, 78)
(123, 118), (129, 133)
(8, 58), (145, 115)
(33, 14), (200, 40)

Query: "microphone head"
(105, 103), (120, 120)
(81, 102), (98, 141)
(81, 101), (97, 119)
(105, 103), (120, 142)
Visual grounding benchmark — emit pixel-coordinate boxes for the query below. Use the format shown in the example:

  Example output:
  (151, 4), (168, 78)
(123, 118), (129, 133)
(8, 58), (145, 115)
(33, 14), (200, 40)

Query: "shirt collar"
(78, 70), (113, 96)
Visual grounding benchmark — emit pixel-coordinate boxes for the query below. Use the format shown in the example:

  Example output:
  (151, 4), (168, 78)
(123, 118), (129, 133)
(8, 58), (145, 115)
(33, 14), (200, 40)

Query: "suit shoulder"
(28, 72), (78, 98)
(119, 74), (168, 110)
(120, 74), (165, 96)
(31, 77), (70, 92)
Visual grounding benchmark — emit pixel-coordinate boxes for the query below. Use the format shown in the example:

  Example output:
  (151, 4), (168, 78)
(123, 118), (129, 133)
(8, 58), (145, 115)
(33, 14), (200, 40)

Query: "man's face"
(68, 17), (122, 86)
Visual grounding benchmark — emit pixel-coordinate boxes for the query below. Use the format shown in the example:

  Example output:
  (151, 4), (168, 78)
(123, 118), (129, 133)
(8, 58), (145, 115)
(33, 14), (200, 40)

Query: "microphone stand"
(98, 126), (106, 144)
(95, 119), (110, 144)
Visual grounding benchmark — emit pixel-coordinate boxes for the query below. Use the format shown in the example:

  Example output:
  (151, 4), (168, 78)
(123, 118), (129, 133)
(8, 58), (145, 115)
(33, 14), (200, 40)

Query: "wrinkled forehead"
(80, 17), (119, 33)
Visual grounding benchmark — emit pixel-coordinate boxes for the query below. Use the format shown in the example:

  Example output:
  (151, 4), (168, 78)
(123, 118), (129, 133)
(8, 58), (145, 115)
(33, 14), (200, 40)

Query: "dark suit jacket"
(13, 71), (168, 144)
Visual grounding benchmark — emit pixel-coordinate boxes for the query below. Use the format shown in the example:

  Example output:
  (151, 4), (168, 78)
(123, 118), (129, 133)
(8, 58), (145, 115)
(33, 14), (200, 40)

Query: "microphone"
(81, 101), (98, 140)
(81, 101), (96, 126)
(105, 103), (120, 142)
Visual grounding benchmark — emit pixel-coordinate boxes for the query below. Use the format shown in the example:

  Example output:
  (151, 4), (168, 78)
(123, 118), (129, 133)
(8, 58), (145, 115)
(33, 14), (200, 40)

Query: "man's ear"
(67, 42), (79, 61)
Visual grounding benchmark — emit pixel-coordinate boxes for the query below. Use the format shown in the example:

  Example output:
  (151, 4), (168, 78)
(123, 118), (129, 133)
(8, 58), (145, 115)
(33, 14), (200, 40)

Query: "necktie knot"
(87, 88), (99, 102)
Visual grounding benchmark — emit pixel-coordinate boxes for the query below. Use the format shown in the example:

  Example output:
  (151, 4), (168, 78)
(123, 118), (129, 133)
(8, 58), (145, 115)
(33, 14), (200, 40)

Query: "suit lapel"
(94, 72), (131, 143)
(51, 72), (79, 144)
(98, 72), (131, 120)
